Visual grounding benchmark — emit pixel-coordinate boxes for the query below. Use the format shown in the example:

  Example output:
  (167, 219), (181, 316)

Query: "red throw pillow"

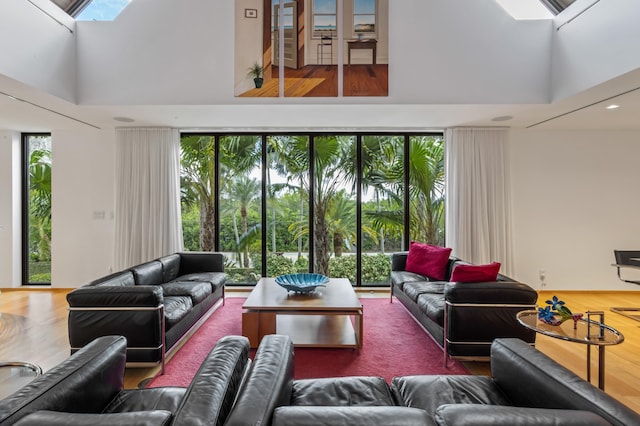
(405, 242), (452, 280)
(450, 262), (501, 283)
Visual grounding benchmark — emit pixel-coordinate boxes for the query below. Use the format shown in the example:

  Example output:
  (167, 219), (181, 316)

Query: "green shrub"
(329, 254), (390, 284)
(266, 253), (296, 276)
(361, 253), (391, 284)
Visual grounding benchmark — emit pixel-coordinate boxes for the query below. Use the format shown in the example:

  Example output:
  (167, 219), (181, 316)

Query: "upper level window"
(313, 0), (337, 38)
(354, 0), (376, 37)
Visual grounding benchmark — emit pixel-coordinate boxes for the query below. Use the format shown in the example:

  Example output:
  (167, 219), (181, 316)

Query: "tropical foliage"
(26, 136), (52, 283)
(179, 133), (445, 285)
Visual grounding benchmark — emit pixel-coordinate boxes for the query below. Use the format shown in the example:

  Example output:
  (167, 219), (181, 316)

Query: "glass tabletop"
(0, 362), (42, 399)
(517, 310), (624, 346)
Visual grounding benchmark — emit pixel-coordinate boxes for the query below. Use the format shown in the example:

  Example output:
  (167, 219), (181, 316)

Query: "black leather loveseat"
(0, 334), (249, 426)
(391, 251), (538, 365)
(228, 335), (640, 426)
(67, 252), (226, 371)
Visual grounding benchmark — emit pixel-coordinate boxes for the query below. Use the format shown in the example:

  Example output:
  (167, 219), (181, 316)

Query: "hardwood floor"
(1, 288), (639, 414)
(238, 65), (388, 97)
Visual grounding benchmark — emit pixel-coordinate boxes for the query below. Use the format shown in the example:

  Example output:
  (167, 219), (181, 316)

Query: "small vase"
(571, 313), (583, 329)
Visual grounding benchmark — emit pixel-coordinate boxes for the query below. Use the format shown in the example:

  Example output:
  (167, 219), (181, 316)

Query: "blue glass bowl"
(275, 273), (329, 293)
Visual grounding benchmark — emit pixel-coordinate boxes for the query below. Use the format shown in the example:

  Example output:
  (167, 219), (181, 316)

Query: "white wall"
(551, 0), (640, 101)
(0, 132), (22, 287)
(510, 128), (640, 290)
(76, 0), (551, 105)
(76, 0), (236, 104)
(0, 0), (76, 102)
(50, 129), (115, 288)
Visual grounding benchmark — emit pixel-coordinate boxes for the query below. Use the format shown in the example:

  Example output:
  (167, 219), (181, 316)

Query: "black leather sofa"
(0, 334), (250, 426)
(229, 335), (640, 426)
(67, 252), (226, 371)
(390, 251), (538, 364)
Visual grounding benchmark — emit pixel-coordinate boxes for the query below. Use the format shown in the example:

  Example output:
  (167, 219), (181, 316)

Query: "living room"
(1, 0), (640, 423)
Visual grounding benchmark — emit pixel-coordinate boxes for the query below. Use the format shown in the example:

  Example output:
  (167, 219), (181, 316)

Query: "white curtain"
(444, 127), (513, 275)
(114, 128), (184, 270)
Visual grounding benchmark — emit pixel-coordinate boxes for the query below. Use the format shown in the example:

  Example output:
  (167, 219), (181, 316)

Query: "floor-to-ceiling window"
(180, 132), (443, 286)
(22, 134), (52, 285)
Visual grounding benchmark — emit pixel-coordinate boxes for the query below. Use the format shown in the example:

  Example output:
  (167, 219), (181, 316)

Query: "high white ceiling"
(1, 0), (636, 134)
(2, 66), (640, 133)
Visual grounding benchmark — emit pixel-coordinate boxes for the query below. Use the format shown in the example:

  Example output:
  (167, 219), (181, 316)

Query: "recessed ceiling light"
(113, 116), (135, 122)
(491, 115), (513, 122)
(606, 104), (620, 110)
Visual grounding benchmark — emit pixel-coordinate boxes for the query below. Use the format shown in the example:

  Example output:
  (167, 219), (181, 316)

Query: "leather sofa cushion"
(434, 404), (613, 426)
(12, 410), (172, 426)
(179, 252), (224, 275)
(161, 281), (211, 304)
(272, 406), (431, 426)
(403, 282), (446, 302)
(390, 271), (427, 292)
(90, 271), (136, 287)
(292, 377), (395, 406)
(172, 272), (227, 292)
(158, 253), (181, 282)
(416, 293), (445, 325)
(103, 387), (186, 414)
(163, 296), (193, 329)
(391, 375), (512, 418)
(131, 261), (164, 285)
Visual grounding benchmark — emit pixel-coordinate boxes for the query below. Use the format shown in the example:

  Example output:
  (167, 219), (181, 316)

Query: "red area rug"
(147, 297), (467, 388)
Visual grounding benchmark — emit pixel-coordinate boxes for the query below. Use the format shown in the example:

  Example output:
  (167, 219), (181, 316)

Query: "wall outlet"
(539, 270), (547, 289)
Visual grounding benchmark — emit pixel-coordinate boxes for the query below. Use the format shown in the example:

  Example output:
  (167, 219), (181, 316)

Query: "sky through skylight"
(76, 0), (130, 21)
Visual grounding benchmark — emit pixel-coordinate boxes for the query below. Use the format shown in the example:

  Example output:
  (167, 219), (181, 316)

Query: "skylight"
(539, 0), (578, 15)
(493, 0), (553, 20)
(50, 0), (131, 20)
(494, 0), (579, 18)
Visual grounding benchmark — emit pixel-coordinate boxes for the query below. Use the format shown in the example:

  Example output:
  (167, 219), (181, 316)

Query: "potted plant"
(247, 62), (264, 88)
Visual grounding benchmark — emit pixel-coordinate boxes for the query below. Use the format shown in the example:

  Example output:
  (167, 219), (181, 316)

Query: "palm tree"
(362, 135), (445, 247)
(408, 136), (445, 245)
(361, 135), (405, 253)
(266, 136), (310, 260)
(181, 136), (216, 250)
(29, 147), (52, 267)
(28, 141), (51, 282)
(227, 176), (261, 267)
(181, 135), (262, 251)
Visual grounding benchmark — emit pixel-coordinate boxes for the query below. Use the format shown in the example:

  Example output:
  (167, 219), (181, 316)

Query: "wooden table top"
(243, 277), (362, 311)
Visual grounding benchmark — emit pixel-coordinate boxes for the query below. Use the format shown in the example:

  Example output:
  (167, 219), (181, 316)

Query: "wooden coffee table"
(242, 277), (363, 349)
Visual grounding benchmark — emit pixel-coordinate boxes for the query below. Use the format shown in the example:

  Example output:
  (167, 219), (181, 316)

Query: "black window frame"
(179, 131), (443, 287)
(22, 132), (52, 286)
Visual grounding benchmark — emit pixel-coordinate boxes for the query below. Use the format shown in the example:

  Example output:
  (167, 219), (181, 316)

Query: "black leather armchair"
(227, 335), (640, 425)
(392, 338), (640, 426)
(0, 335), (250, 426)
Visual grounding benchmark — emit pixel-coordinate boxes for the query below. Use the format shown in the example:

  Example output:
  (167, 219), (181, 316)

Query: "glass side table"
(0, 361), (42, 399)
(516, 310), (624, 391)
